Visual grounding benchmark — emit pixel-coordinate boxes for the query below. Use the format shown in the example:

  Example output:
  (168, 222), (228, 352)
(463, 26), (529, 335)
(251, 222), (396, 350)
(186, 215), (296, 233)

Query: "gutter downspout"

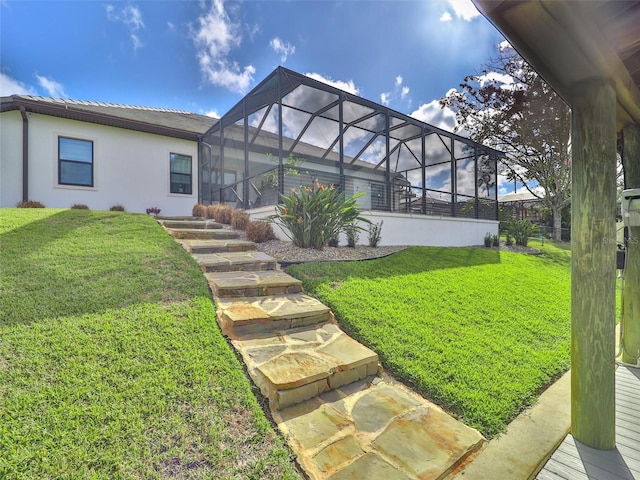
(20, 106), (28, 202)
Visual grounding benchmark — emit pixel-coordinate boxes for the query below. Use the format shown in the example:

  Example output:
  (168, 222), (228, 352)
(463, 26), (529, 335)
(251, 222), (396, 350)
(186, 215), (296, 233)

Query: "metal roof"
(1, 95), (216, 140)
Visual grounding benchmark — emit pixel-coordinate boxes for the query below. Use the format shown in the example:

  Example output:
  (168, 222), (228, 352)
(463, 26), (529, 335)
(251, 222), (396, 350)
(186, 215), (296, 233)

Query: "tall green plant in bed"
(268, 183), (369, 249)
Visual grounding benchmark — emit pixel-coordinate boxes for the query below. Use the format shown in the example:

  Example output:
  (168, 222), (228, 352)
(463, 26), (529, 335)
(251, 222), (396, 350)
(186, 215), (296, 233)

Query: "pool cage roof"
(202, 66), (503, 219)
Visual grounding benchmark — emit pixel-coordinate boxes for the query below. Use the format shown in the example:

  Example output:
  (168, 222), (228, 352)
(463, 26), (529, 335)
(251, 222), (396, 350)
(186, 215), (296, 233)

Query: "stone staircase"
(158, 216), (485, 480)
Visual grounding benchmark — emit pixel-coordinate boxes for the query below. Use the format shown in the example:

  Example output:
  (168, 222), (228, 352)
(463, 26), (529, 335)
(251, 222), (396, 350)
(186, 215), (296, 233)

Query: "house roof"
(473, 0), (640, 132)
(0, 95), (217, 141)
(498, 190), (540, 203)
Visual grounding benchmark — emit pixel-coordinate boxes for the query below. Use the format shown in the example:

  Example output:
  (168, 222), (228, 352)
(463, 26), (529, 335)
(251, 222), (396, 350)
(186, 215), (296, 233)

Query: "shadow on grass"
(0, 209), (207, 326)
(286, 246), (502, 289)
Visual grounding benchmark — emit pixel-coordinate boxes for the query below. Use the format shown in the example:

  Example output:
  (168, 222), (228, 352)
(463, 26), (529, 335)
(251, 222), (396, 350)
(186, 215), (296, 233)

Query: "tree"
(441, 45), (571, 241)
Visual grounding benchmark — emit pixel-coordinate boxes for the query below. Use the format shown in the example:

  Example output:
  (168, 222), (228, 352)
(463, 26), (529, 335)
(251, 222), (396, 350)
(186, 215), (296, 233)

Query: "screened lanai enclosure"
(200, 67), (501, 221)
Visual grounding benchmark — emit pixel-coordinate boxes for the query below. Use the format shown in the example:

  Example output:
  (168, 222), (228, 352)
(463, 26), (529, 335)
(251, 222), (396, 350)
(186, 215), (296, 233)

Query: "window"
(170, 153), (192, 194)
(59, 137), (93, 187)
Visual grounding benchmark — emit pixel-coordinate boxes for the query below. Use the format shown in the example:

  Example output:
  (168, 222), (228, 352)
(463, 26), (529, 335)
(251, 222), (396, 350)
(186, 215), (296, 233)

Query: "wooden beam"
(622, 124), (640, 365)
(570, 78), (617, 450)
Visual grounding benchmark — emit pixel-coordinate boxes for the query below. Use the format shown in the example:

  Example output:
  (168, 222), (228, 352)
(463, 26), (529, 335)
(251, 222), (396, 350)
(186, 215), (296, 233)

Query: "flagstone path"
(158, 216), (485, 480)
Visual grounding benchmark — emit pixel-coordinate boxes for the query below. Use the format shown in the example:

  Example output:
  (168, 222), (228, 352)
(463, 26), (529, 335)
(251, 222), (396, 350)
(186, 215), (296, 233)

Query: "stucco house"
(1, 67), (502, 246)
(0, 95), (214, 216)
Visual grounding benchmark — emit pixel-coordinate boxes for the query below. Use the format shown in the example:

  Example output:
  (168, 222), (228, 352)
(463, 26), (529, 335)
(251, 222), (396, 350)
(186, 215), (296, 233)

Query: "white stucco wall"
(0, 111), (198, 215)
(0, 110), (24, 207)
(248, 206), (499, 247)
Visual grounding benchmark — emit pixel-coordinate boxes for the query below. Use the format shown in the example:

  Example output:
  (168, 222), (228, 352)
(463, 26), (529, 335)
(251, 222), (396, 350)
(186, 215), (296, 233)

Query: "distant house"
(0, 95), (214, 215)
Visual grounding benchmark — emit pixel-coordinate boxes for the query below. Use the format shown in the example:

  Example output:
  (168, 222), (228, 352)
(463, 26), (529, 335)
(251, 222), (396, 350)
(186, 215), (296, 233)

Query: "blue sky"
(1, 0), (506, 130)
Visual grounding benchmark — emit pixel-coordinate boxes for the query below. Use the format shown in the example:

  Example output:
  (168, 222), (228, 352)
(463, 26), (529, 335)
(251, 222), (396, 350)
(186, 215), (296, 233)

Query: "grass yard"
(287, 242), (573, 438)
(0, 209), (301, 479)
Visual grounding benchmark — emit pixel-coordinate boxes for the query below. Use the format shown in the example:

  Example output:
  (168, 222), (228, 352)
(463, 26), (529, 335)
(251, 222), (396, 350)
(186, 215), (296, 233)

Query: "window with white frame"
(170, 153), (192, 194)
(58, 136), (93, 187)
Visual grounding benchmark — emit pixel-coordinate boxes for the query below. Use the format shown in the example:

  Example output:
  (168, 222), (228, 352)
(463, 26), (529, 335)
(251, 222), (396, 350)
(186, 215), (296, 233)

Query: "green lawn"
(287, 242), (573, 438)
(0, 209), (301, 479)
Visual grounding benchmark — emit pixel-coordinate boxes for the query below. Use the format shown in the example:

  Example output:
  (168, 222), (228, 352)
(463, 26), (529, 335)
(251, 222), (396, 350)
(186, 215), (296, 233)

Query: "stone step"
(216, 293), (332, 337)
(193, 251), (277, 272)
(166, 228), (238, 240)
(206, 270), (303, 298)
(156, 216), (204, 221)
(160, 219), (223, 229)
(179, 238), (256, 254)
(231, 323), (380, 410)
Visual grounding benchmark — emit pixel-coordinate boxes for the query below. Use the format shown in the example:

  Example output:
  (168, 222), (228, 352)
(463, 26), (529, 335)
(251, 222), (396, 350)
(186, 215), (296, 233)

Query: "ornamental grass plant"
(269, 183), (369, 249)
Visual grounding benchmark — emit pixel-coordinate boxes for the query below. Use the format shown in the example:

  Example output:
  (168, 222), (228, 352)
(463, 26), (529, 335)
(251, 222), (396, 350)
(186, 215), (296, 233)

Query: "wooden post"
(622, 124), (640, 365)
(570, 79), (617, 450)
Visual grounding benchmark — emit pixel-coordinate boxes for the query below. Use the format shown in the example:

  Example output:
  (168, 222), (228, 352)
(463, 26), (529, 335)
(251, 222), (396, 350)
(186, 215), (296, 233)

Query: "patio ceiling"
(473, 0), (640, 132)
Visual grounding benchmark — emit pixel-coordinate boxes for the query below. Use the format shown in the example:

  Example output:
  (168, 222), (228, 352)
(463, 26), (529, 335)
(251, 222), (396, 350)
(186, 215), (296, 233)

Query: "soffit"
(474, 0), (640, 131)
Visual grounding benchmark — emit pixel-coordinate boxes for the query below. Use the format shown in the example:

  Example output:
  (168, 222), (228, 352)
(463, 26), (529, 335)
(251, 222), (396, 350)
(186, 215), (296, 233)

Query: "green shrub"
(506, 219), (538, 246)
(345, 223), (359, 248)
(492, 234), (499, 247)
(246, 221), (276, 243)
(146, 207), (161, 215)
(368, 221), (383, 247)
(192, 203), (207, 217)
(484, 232), (493, 247)
(505, 235), (514, 246)
(231, 210), (250, 230)
(109, 205), (125, 212)
(328, 237), (339, 247)
(16, 200), (45, 208)
(71, 204), (89, 210)
(269, 183), (369, 249)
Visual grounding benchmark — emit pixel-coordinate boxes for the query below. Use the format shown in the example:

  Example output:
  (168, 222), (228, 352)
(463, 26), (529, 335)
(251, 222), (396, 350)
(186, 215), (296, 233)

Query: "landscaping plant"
(192, 203), (207, 217)
(109, 205), (125, 212)
(231, 210), (250, 230)
(16, 200), (45, 208)
(368, 221), (383, 247)
(269, 183), (369, 249)
(484, 232), (493, 247)
(506, 219), (538, 246)
(71, 203), (89, 209)
(246, 220), (276, 243)
(345, 223), (359, 248)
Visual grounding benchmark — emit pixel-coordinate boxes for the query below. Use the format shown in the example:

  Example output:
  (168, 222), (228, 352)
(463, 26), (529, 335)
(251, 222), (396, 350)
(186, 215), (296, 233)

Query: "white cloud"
(106, 4), (145, 50)
(0, 72), (36, 96)
(167, 21), (176, 31)
(35, 74), (67, 97)
(477, 71), (514, 87)
(304, 72), (359, 95)
(192, 0), (255, 94)
(499, 40), (511, 51)
(439, 11), (453, 22)
(204, 108), (219, 118)
(447, 0), (480, 21)
(410, 100), (458, 132)
(379, 74), (410, 107)
(270, 37), (295, 63)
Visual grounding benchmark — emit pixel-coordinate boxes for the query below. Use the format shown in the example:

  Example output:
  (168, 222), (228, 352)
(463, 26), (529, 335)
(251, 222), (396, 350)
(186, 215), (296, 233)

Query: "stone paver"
(274, 377), (484, 480)
(178, 238), (256, 254)
(217, 295), (333, 337)
(232, 323), (379, 410)
(193, 251), (277, 272)
(206, 270), (303, 297)
(159, 219), (222, 229)
(166, 228), (238, 240)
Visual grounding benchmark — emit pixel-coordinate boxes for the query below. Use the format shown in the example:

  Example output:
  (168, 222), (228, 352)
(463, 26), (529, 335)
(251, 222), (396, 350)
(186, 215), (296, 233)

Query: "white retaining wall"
(248, 206), (498, 247)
